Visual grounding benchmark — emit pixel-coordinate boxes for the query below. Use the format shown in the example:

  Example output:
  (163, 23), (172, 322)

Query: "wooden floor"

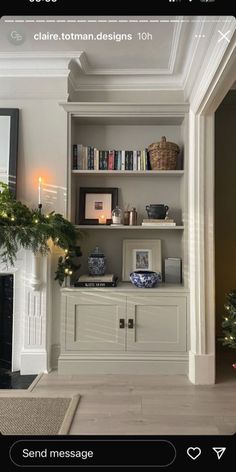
(33, 363), (236, 436)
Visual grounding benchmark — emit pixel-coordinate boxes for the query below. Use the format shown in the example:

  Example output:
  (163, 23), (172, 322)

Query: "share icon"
(212, 447), (226, 460)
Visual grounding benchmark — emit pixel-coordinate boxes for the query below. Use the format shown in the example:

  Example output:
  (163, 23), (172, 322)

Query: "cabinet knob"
(119, 318), (125, 329)
(128, 318), (134, 329)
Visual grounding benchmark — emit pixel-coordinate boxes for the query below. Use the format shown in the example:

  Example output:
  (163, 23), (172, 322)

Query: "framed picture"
(78, 187), (118, 225)
(122, 239), (162, 281)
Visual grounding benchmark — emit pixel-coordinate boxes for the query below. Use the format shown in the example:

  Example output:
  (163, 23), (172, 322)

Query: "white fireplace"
(0, 250), (52, 374)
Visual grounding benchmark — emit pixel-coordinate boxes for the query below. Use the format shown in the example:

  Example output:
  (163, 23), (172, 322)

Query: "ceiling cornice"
(187, 16), (236, 108)
(0, 51), (82, 77)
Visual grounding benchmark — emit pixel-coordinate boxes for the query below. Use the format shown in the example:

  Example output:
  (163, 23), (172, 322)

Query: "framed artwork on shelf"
(78, 187), (118, 225)
(122, 239), (162, 281)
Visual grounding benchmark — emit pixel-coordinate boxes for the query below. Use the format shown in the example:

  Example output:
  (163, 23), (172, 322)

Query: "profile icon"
(8, 30), (26, 45)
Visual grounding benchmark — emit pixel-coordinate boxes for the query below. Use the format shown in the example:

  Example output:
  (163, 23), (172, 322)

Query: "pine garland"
(0, 182), (78, 268)
(55, 246), (82, 286)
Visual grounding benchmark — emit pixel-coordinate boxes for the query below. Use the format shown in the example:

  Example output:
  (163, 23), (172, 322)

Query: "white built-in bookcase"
(61, 103), (189, 285)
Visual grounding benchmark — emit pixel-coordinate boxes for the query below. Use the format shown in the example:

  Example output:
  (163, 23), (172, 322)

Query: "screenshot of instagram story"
(0, 2), (236, 470)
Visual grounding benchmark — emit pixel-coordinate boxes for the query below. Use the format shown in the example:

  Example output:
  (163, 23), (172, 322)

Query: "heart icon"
(187, 447), (201, 460)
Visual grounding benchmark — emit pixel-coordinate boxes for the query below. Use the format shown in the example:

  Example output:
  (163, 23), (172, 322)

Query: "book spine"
(77, 144), (83, 170)
(72, 145), (78, 170)
(137, 151), (141, 170)
(99, 151), (103, 170)
(128, 151), (133, 170)
(76, 281), (117, 287)
(114, 151), (118, 170)
(103, 151), (108, 170)
(94, 148), (99, 170)
(90, 147), (94, 170)
(133, 150), (137, 171)
(125, 151), (129, 170)
(108, 150), (115, 170)
(87, 146), (91, 170)
(141, 223), (176, 227)
(121, 150), (125, 170)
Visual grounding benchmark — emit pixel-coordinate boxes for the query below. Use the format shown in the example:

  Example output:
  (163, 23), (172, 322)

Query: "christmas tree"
(220, 290), (236, 369)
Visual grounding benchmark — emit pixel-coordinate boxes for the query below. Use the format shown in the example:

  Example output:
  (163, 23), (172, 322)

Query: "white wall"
(0, 75), (69, 364)
(0, 79), (68, 212)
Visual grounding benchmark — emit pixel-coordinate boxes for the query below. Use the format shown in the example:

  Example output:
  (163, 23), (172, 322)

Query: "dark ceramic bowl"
(146, 204), (169, 219)
(130, 271), (162, 288)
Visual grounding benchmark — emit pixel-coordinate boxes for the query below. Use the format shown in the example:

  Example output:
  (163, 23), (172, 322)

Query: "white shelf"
(72, 170), (184, 176)
(76, 225), (184, 230)
(61, 282), (189, 293)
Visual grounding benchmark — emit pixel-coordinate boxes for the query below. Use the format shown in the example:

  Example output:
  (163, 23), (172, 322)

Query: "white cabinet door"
(65, 293), (126, 351)
(127, 296), (187, 352)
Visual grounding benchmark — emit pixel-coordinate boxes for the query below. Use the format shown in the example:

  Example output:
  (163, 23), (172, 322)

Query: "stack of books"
(141, 218), (176, 227)
(75, 274), (118, 288)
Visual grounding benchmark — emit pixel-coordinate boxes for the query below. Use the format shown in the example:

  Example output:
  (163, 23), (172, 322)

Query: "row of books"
(72, 145), (150, 171)
(141, 218), (176, 227)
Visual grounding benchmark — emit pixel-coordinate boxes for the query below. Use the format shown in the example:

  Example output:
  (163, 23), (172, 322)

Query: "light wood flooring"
(32, 364), (236, 436)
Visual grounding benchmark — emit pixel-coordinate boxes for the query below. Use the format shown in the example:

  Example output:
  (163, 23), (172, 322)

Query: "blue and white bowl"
(130, 270), (162, 288)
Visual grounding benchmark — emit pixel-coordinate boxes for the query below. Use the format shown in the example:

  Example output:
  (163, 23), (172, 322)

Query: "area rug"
(0, 394), (80, 435)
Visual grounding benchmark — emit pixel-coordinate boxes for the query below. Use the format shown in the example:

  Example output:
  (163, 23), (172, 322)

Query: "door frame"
(188, 32), (236, 384)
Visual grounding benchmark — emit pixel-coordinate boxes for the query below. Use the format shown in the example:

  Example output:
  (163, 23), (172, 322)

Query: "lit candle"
(99, 214), (106, 225)
(38, 177), (42, 205)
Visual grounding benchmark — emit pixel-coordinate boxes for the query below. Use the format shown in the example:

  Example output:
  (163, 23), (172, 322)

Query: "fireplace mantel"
(0, 250), (52, 374)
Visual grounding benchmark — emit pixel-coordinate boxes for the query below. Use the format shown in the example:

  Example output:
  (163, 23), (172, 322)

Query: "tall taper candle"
(38, 177), (42, 205)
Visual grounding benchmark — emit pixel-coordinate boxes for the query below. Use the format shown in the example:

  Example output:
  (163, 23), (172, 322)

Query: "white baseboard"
(20, 351), (49, 375)
(58, 356), (188, 375)
(188, 351), (215, 385)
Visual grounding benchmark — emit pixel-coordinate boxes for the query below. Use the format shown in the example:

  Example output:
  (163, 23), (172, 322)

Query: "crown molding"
(168, 18), (183, 74)
(188, 16), (236, 111)
(0, 51), (83, 77)
(59, 102), (189, 117)
(68, 72), (184, 92)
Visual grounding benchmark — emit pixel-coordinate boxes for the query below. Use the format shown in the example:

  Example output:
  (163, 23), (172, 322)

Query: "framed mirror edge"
(0, 108), (19, 197)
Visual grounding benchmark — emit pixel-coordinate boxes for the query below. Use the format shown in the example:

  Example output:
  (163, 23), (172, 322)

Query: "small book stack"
(141, 218), (176, 227)
(75, 274), (118, 288)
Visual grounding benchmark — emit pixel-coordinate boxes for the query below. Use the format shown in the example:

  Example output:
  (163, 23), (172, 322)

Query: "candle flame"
(38, 177), (42, 184)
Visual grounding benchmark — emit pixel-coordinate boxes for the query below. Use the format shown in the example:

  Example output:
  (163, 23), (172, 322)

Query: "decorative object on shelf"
(148, 136), (180, 170)
(55, 246), (82, 287)
(129, 207), (138, 226)
(219, 290), (236, 369)
(146, 204), (169, 219)
(88, 246), (106, 276)
(0, 182), (78, 267)
(111, 205), (123, 225)
(130, 270), (162, 288)
(78, 187), (118, 225)
(123, 210), (130, 226)
(75, 273), (118, 288)
(164, 258), (182, 284)
(122, 239), (161, 282)
(142, 218), (176, 227)
(98, 215), (106, 225)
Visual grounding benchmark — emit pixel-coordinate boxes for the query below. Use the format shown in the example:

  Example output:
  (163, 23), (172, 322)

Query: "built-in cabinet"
(58, 286), (188, 374)
(58, 102), (190, 375)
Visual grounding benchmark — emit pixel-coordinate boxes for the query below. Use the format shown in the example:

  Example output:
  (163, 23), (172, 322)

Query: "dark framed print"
(0, 109), (19, 196)
(78, 187), (118, 225)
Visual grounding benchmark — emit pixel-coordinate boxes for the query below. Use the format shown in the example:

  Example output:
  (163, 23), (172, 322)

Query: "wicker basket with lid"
(148, 136), (179, 170)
